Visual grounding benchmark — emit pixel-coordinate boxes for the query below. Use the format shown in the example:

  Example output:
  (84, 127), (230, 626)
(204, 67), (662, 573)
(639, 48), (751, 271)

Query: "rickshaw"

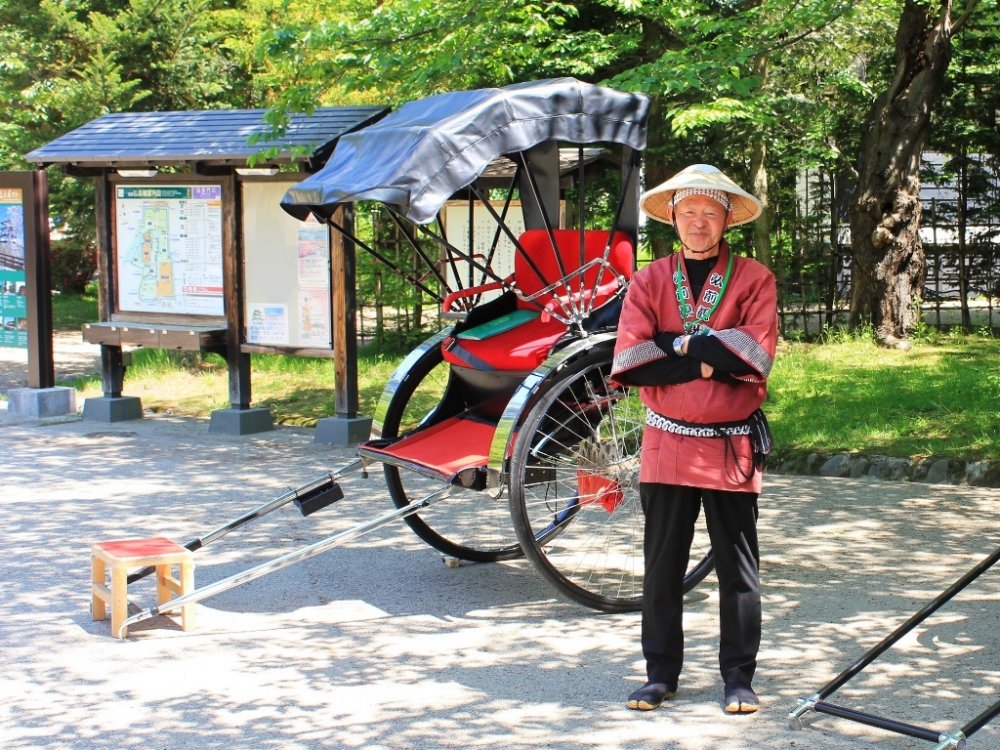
(120, 78), (713, 636)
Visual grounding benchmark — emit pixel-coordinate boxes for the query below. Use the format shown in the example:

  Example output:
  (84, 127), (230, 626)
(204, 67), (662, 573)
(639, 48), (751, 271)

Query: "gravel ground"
(0, 331), (102, 393)
(2, 335), (999, 749)
(0, 406), (998, 750)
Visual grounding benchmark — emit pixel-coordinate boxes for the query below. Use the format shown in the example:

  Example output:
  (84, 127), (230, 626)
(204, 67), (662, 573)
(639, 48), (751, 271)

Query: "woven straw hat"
(640, 164), (763, 227)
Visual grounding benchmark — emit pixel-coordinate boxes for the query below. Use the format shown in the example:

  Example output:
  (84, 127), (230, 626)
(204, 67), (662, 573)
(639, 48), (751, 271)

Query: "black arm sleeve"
(613, 333), (702, 386)
(686, 335), (757, 375)
(615, 356), (702, 386)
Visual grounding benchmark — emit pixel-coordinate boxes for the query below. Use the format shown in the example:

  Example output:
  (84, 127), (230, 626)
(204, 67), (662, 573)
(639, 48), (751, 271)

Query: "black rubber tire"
(381, 345), (523, 562)
(508, 346), (714, 612)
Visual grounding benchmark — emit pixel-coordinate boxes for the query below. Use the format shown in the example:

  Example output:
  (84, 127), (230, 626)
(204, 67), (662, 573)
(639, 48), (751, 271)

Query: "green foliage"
(48, 238), (97, 294)
(3, 0), (998, 348)
(0, 0), (255, 243)
(50, 283), (99, 330)
(819, 323), (877, 345)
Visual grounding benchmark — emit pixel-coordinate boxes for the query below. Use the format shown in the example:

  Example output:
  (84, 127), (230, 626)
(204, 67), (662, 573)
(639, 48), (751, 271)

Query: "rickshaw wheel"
(381, 343), (524, 563)
(508, 346), (714, 612)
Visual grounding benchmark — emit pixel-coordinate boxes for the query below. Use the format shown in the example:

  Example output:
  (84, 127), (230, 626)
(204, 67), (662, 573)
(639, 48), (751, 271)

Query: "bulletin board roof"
(25, 106), (389, 169)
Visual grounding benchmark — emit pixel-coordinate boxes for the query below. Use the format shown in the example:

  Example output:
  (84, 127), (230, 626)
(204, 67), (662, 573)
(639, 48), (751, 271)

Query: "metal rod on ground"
(789, 543), (1000, 743)
(116, 485), (455, 638)
(807, 701), (941, 743)
(127, 460), (363, 584)
(801, 544), (1000, 703)
(962, 697), (1000, 738)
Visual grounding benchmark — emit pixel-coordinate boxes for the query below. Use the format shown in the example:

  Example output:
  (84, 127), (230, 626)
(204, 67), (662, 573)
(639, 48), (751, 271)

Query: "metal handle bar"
(116, 484), (455, 638)
(126, 461), (363, 584)
(789, 542), (1000, 749)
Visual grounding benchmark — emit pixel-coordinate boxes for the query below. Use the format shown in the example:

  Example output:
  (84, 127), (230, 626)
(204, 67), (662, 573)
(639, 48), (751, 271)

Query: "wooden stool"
(91, 537), (195, 637)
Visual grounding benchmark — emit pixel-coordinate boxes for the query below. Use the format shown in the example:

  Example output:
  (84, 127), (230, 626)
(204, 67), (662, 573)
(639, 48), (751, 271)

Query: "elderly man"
(611, 164), (778, 714)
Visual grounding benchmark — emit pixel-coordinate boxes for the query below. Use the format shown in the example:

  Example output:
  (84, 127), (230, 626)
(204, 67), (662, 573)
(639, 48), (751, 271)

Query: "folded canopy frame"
(280, 78), (648, 319)
(281, 77), (648, 228)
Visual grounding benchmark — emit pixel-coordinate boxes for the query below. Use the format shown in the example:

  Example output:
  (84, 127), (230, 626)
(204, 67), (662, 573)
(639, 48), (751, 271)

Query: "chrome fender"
(369, 326), (454, 440)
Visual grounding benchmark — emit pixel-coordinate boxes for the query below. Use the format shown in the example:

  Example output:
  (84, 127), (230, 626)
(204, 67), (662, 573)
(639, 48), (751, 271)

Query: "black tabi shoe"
(626, 682), (677, 711)
(723, 684), (760, 714)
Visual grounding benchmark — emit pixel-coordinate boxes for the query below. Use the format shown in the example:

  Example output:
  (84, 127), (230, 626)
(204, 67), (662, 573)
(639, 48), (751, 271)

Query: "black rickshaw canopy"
(281, 77), (649, 225)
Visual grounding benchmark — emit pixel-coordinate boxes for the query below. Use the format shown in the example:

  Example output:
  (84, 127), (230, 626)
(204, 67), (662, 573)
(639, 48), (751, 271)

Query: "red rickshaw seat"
(442, 229), (633, 371)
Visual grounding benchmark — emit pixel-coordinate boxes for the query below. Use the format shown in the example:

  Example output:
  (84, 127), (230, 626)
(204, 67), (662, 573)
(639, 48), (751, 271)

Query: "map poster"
(115, 185), (224, 316)
(0, 188), (27, 348)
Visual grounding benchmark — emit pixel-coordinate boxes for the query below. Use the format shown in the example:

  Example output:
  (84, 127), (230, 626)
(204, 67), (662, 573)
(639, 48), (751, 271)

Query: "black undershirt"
(617, 256), (757, 387)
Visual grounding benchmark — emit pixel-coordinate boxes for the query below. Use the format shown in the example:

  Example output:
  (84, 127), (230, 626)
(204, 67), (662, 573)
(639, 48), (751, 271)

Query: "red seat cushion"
(442, 229), (634, 371)
(443, 315), (568, 370)
(94, 537), (187, 559)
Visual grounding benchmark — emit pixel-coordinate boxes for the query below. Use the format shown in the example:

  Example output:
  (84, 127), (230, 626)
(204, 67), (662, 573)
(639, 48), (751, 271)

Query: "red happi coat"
(612, 244), (778, 492)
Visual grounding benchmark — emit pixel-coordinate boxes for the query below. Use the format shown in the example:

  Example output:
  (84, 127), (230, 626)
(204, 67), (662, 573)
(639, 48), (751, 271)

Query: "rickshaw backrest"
(441, 228), (634, 374)
(514, 229), (634, 309)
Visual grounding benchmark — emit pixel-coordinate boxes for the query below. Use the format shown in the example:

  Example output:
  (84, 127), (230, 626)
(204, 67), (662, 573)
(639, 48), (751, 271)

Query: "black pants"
(640, 482), (761, 688)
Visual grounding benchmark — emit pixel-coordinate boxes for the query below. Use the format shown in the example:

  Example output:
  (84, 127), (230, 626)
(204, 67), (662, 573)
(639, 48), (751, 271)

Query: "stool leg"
(180, 560), (195, 631)
(156, 564), (170, 607)
(91, 555), (107, 621)
(110, 563), (128, 637)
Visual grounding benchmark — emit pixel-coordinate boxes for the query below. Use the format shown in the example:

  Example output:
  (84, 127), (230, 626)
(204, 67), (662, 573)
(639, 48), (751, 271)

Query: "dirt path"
(0, 331), (102, 393)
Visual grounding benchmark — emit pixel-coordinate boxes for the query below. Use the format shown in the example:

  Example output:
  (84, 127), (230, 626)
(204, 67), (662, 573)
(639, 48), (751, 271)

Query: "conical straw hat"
(640, 164), (763, 227)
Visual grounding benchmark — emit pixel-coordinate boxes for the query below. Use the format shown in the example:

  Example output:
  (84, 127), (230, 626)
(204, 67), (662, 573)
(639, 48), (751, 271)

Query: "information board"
(114, 184), (225, 316)
(441, 200), (563, 301)
(242, 181), (332, 349)
(0, 187), (27, 347)
(442, 200), (526, 299)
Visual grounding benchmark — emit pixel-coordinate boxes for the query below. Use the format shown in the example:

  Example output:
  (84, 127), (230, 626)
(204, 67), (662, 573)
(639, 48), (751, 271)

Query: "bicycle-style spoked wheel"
(508, 348), (714, 612)
(380, 342), (523, 562)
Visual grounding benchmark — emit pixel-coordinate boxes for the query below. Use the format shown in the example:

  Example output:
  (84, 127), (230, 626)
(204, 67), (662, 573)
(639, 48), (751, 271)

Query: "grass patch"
(768, 334), (1000, 460)
(53, 292), (1000, 461)
(51, 286), (98, 330)
(67, 347), (403, 426)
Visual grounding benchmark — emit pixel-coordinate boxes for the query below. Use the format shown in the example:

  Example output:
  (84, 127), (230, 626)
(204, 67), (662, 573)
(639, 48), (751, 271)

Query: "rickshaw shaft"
(126, 463), (362, 585)
(116, 484), (455, 638)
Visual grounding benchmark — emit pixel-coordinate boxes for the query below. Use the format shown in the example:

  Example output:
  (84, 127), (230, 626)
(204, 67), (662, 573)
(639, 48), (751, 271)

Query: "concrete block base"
(209, 407), (274, 435)
(314, 415), (373, 446)
(7, 387), (77, 418)
(83, 396), (143, 422)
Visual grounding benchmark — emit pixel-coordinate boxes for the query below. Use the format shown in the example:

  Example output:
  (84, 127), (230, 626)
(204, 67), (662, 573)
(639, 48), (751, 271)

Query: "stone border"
(771, 450), (1000, 487)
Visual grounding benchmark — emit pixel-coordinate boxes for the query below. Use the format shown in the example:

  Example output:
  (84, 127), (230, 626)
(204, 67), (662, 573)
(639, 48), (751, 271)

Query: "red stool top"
(93, 536), (187, 559)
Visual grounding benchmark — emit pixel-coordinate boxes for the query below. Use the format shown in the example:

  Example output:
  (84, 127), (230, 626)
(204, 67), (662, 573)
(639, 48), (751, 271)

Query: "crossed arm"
(614, 331), (756, 387)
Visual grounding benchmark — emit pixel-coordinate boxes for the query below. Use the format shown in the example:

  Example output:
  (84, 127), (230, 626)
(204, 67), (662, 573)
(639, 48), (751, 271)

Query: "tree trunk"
(848, 0), (971, 345)
(750, 54), (773, 270)
(644, 96), (677, 260)
(750, 137), (772, 269)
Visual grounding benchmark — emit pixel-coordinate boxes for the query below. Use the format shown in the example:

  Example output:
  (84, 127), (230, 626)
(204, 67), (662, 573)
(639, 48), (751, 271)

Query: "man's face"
(673, 194), (729, 257)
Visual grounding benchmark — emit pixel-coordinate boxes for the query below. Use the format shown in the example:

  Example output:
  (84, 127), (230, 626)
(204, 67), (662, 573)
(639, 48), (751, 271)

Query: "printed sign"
(114, 185), (224, 316)
(0, 188), (27, 347)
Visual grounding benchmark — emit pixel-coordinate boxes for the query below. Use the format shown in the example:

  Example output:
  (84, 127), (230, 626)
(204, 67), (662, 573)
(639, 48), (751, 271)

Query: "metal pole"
(961, 696), (1000, 738)
(813, 544), (1000, 701)
(117, 485), (455, 638)
(809, 701), (941, 742)
(127, 461), (362, 584)
(789, 544), (1000, 744)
